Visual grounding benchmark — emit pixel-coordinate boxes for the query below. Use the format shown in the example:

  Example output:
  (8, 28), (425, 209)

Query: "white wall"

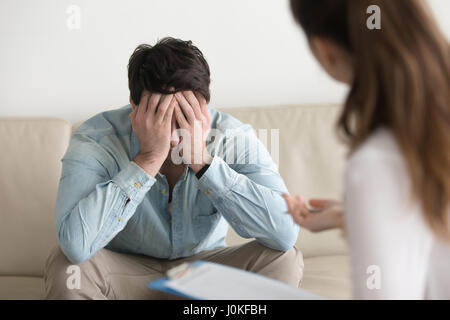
(0, 0), (449, 123)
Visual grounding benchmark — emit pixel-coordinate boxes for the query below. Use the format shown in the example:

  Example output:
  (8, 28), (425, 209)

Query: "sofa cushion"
(0, 276), (45, 300)
(301, 255), (352, 300)
(0, 118), (72, 276)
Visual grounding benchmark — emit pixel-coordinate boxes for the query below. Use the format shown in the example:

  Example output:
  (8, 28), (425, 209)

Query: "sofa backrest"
(0, 104), (348, 277)
(0, 118), (72, 276)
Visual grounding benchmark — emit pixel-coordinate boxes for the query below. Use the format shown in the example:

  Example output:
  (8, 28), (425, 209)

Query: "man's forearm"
(196, 156), (299, 251)
(56, 161), (155, 264)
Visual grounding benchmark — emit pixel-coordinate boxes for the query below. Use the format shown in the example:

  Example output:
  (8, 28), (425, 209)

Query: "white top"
(344, 128), (450, 299)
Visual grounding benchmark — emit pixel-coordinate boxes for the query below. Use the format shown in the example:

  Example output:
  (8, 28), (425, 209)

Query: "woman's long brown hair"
(291, 0), (450, 240)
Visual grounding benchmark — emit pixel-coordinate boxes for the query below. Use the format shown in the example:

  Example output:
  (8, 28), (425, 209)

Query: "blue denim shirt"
(56, 105), (299, 264)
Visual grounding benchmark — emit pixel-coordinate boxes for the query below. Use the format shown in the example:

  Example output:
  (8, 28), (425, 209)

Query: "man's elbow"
(57, 230), (91, 265)
(273, 236), (298, 252)
(264, 225), (299, 252)
(59, 241), (90, 265)
(260, 238), (295, 252)
(276, 223), (300, 251)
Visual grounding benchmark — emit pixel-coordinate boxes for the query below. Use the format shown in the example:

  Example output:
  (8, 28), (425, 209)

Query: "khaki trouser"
(44, 241), (304, 300)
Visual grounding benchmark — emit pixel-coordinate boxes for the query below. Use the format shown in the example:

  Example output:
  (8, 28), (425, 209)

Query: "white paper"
(164, 261), (323, 300)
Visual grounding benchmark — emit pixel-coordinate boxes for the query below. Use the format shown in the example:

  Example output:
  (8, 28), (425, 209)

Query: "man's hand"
(282, 195), (344, 233)
(130, 92), (176, 177)
(173, 91), (212, 173)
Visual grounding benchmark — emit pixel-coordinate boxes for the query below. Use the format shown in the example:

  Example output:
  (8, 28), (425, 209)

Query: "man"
(44, 37), (302, 299)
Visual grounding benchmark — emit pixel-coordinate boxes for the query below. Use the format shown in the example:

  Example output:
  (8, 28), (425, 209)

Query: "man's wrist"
(133, 152), (164, 177)
(189, 152), (213, 173)
(195, 164), (210, 179)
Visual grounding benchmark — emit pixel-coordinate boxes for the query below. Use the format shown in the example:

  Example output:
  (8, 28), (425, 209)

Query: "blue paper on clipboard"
(148, 260), (323, 300)
(148, 261), (206, 299)
(148, 277), (199, 299)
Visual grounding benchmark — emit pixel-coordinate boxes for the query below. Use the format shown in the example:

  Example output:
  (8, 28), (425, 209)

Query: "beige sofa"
(0, 104), (351, 300)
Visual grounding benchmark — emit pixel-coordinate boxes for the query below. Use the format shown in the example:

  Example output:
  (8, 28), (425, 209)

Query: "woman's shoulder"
(345, 127), (411, 192)
(348, 127), (403, 168)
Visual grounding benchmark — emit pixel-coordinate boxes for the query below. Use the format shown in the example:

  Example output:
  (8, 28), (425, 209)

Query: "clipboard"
(148, 260), (323, 300)
(148, 261), (206, 299)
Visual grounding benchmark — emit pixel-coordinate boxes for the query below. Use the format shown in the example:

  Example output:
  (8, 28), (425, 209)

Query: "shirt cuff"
(112, 161), (156, 204)
(195, 164), (210, 179)
(197, 156), (239, 198)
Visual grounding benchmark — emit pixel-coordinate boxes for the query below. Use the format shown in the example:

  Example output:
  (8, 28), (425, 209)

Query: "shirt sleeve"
(55, 137), (156, 264)
(197, 129), (299, 251)
(344, 153), (432, 299)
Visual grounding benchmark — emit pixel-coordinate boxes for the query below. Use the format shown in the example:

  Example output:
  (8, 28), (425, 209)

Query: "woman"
(283, 0), (450, 299)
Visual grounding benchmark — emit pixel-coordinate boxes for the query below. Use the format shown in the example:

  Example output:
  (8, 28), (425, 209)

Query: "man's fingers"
(163, 98), (176, 124)
(156, 94), (174, 123)
(137, 93), (149, 119)
(175, 92), (196, 124)
(182, 91), (202, 120)
(174, 104), (189, 128)
(147, 93), (162, 115)
(194, 92), (209, 120)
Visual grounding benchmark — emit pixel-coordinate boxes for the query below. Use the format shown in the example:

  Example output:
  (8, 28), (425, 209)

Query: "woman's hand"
(282, 195), (344, 233)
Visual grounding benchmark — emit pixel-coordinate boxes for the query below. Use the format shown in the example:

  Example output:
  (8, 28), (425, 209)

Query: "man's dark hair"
(128, 37), (211, 106)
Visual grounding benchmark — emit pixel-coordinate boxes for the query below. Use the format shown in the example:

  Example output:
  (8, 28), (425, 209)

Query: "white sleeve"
(344, 153), (432, 299)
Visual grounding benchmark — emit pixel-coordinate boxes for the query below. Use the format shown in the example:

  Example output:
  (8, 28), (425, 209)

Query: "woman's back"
(344, 128), (450, 299)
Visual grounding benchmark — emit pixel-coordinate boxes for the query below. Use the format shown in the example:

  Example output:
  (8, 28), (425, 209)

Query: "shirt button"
(134, 182), (142, 189)
(204, 189), (210, 195)
(162, 189), (167, 194)
(119, 217), (123, 222)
